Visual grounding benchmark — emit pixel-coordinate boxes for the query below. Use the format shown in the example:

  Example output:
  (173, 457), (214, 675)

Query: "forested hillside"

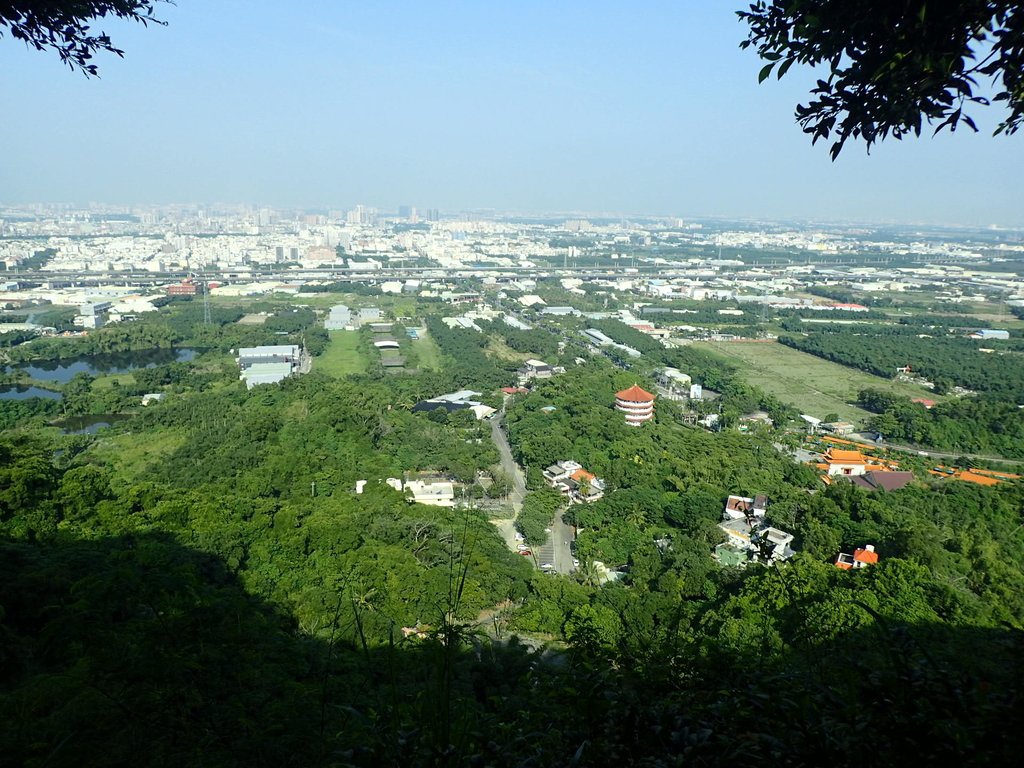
(1, 303), (1023, 766)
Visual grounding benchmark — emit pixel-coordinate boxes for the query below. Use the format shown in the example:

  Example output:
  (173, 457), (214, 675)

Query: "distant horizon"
(3, 200), (1023, 233)
(3, 2), (1022, 228)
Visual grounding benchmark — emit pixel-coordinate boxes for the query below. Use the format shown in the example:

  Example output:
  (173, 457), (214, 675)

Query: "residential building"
(405, 480), (456, 507)
(835, 544), (879, 570)
(723, 494), (768, 520)
(716, 493), (794, 566)
(543, 460), (606, 504)
(658, 367), (692, 397)
(517, 358), (557, 384)
(615, 384), (656, 426)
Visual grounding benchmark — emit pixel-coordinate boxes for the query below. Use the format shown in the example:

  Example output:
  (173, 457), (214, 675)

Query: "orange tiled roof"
(853, 547), (879, 565)
(615, 384), (655, 403)
(956, 470), (1001, 487)
(571, 469), (596, 483)
(825, 448), (867, 464)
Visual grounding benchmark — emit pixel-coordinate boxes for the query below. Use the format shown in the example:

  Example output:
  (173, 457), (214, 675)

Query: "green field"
(414, 331), (444, 371)
(316, 331), (368, 377)
(696, 341), (939, 425)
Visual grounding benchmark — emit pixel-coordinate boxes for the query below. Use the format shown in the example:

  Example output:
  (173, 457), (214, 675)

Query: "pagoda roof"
(824, 448), (867, 464)
(615, 384), (655, 403)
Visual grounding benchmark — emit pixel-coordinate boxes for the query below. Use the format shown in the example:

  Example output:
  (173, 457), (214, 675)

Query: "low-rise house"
(658, 367), (692, 397)
(543, 460), (606, 504)
(723, 494), (767, 520)
(517, 358), (558, 385)
(835, 544), (879, 570)
(141, 393), (164, 406)
(405, 480), (456, 507)
(716, 493), (794, 566)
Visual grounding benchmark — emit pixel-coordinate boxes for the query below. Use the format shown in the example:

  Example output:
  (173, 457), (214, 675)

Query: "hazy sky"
(1, 1), (1022, 225)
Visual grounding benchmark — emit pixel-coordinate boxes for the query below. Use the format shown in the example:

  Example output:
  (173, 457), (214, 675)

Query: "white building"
(405, 480), (456, 507)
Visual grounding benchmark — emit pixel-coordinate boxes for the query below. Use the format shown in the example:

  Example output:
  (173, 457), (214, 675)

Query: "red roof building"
(615, 385), (655, 426)
(836, 544), (879, 570)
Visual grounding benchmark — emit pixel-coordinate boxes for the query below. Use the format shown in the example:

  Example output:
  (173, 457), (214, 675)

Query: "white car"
(516, 544), (529, 551)
(541, 562), (555, 570)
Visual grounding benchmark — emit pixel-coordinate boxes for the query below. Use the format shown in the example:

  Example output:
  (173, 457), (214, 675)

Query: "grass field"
(696, 341), (939, 425)
(485, 336), (531, 363)
(414, 331), (444, 371)
(88, 428), (187, 485)
(316, 331), (368, 377)
(92, 373), (136, 390)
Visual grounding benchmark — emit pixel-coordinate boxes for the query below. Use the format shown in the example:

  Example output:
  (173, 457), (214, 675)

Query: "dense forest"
(857, 388), (1024, 458)
(1, 302), (1023, 766)
(780, 330), (1024, 400)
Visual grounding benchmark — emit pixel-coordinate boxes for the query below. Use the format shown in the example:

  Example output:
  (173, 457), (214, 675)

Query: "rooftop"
(825, 448), (868, 464)
(615, 384), (655, 403)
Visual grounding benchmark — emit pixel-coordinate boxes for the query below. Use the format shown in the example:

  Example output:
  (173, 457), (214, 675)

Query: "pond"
(0, 385), (63, 401)
(6, 348), (198, 383)
(57, 414), (130, 434)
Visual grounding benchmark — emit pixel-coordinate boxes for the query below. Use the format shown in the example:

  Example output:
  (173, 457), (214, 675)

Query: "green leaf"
(759, 62), (776, 83)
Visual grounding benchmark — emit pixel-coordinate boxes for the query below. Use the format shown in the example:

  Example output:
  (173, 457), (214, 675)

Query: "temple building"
(615, 384), (655, 426)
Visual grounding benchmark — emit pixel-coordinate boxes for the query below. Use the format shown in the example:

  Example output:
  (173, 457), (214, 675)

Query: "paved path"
(843, 432), (1024, 467)
(488, 404), (576, 574)
(490, 407), (527, 504)
(489, 405), (530, 559)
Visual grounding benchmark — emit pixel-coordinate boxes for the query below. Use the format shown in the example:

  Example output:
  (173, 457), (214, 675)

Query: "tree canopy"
(0, 0), (166, 75)
(738, 1), (1024, 157)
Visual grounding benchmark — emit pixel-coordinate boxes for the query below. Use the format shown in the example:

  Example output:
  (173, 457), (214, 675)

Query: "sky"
(1, 1), (1022, 226)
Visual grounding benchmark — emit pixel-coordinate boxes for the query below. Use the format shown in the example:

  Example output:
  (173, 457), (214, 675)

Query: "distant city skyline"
(1, 1), (1022, 227)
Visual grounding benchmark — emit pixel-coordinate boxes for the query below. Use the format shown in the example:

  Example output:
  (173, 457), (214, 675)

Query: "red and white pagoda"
(615, 384), (655, 426)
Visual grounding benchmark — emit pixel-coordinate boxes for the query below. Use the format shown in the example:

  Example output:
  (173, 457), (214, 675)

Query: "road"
(843, 432), (1024, 467)
(490, 408), (527, 504)
(489, 404), (576, 575)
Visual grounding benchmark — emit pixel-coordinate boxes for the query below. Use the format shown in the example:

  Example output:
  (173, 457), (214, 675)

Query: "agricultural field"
(316, 331), (368, 377)
(413, 331), (443, 371)
(696, 340), (937, 425)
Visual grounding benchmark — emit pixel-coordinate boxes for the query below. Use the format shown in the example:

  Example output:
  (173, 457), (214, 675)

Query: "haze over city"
(2, 1), (1022, 226)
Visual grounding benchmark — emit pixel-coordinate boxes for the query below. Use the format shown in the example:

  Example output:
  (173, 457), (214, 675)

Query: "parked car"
(541, 562), (555, 570)
(518, 549), (532, 556)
